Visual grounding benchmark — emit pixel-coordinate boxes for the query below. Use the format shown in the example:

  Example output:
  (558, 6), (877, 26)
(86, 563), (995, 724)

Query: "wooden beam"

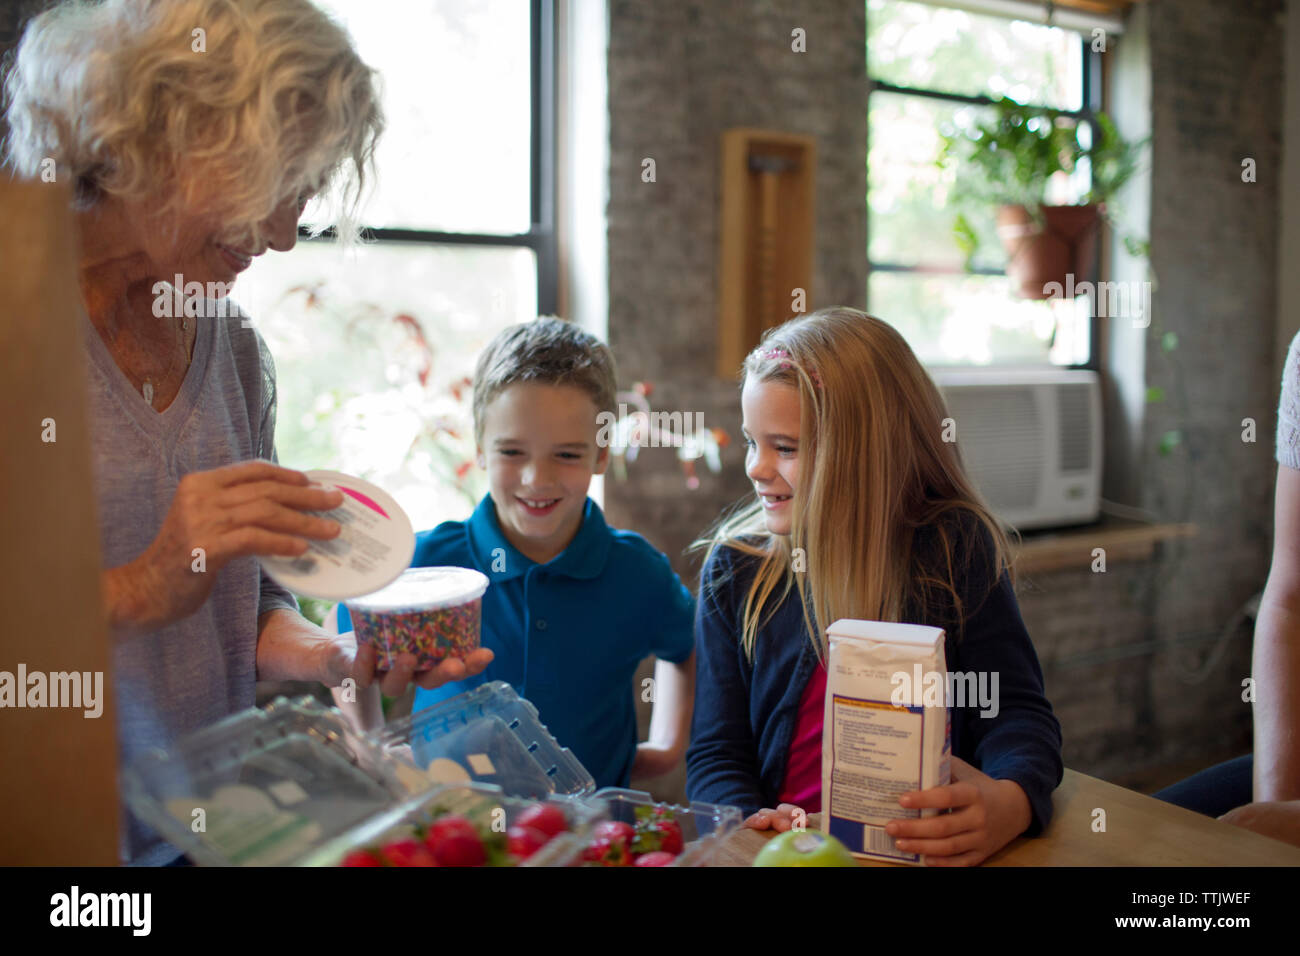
(0, 178), (119, 865)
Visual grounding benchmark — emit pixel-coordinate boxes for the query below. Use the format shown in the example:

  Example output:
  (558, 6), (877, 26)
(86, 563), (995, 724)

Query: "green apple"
(752, 829), (858, 867)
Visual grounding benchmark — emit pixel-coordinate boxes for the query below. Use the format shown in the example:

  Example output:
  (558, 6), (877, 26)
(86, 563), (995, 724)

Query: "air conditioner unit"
(930, 368), (1102, 531)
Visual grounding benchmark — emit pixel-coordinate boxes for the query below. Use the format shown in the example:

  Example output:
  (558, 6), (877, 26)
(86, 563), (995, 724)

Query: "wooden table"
(710, 769), (1300, 866)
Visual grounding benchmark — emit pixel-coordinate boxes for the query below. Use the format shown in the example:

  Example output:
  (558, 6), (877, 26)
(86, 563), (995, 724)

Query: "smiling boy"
(337, 319), (696, 788)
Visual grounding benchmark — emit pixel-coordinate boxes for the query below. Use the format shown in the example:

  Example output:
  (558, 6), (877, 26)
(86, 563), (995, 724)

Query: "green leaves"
(937, 96), (1146, 266)
(952, 212), (979, 273)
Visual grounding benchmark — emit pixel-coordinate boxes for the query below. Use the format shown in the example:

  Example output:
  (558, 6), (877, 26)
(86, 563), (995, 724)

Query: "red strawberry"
(516, 803), (568, 838)
(507, 825), (550, 860)
(582, 836), (632, 867)
(634, 851), (676, 867)
(340, 850), (383, 867)
(379, 839), (435, 867)
(432, 832), (487, 867)
(647, 819), (684, 855)
(431, 832), (488, 868)
(423, 814), (478, 854)
(593, 820), (636, 845)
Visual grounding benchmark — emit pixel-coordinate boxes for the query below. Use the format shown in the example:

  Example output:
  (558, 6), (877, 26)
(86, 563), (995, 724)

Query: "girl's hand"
(745, 803), (809, 832)
(112, 460), (344, 632)
(884, 756), (1032, 866)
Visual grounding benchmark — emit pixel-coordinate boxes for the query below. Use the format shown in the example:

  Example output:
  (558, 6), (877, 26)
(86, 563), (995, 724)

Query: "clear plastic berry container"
(367, 680), (595, 799)
(577, 788), (745, 867)
(121, 697), (412, 866)
(307, 782), (605, 867)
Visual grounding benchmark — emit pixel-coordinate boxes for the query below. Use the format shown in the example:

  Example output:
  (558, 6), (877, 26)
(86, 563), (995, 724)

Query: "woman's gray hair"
(3, 0), (383, 245)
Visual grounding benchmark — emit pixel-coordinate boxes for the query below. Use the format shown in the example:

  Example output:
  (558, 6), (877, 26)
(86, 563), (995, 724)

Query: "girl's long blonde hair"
(694, 307), (1015, 662)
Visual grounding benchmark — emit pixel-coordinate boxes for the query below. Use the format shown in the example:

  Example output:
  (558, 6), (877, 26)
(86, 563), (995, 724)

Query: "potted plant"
(938, 96), (1146, 299)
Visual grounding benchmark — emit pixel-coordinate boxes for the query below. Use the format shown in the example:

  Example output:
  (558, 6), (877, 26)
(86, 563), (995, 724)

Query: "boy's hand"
(631, 742), (679, 781)
(883, 756), (1032, 866)
(744, 804), (809, 831)
(1218, 800), (1300, 847)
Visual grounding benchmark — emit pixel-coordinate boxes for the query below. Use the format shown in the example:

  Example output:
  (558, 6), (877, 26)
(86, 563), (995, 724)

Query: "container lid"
(367, 681), (596, 798)
(348, 566), (489, 614)
(259, 469), (415, 601)
(120, 697), (413, 866)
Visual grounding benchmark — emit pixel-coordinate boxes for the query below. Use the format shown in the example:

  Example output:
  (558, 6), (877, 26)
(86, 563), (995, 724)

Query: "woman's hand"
(1218, 800), (1300, 848)
(744, 803), (809, 832)
(106, 460), (343, 632)
(347, 643), (496, 697)
(883, 756), (1032, 866)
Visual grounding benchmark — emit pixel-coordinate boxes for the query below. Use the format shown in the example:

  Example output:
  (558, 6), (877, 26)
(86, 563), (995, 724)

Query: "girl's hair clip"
(760, 347), (822, 388)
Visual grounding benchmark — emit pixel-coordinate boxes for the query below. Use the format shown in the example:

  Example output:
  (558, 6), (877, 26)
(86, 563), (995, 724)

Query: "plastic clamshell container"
(369, 682), (744, 865)
(304, 781), (606, 867)
(367, 680), (596, 799)
(586, 788), (745, 867)
(121, 697), (412, 867)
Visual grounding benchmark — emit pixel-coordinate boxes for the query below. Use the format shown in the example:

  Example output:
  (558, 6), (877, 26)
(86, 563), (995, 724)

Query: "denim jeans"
(1151, 754), (1253, 818)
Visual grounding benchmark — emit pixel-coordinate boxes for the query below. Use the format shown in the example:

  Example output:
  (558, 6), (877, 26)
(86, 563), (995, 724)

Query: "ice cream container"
(346, 566), (489, 670)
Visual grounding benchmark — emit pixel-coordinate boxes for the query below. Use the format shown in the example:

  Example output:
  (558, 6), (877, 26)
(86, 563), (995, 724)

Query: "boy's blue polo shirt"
(338, 495), (695, 789)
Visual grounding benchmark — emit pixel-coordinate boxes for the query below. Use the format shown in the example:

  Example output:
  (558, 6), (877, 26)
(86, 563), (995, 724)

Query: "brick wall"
(607, 0), (1283, 799)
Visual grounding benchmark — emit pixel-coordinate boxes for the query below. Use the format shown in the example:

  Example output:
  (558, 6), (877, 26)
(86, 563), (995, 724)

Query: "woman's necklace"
(138, 314), (192, 408)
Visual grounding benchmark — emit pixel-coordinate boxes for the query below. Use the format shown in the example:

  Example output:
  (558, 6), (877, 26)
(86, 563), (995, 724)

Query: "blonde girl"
(686, 307), (1063, 866)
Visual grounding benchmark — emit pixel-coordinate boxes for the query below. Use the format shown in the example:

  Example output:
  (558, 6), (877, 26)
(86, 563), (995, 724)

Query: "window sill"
(1010, 517), (1198, 575)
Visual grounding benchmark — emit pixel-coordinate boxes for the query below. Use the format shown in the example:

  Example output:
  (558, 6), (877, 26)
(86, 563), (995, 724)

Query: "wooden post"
(0, 178), (119, 864)
(716, 128), (816, 379)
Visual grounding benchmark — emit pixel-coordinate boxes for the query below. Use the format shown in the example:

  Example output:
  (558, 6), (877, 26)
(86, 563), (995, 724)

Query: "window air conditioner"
(930, 368), (1102, 531)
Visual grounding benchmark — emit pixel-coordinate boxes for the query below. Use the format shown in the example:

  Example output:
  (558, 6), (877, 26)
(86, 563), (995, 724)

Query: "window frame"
(297, 0), (558, 316)
(866, 14), (1105, 370)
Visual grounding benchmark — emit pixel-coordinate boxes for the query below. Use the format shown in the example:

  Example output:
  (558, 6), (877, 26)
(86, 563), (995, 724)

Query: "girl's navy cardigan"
(685, 520), (1064, 835)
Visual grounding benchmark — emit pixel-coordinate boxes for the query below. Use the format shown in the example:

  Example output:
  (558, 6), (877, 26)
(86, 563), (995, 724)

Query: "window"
(234, 0), (556, 531)
(866, 0), (1101, 367)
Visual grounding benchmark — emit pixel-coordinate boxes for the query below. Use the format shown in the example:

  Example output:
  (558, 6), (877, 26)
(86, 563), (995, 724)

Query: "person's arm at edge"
(634, 557), (698, 780)
(1252, 463), (1300, 802)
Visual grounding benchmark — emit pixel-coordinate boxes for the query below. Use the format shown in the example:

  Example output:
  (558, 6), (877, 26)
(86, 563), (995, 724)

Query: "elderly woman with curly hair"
(3, 0), (492, 864)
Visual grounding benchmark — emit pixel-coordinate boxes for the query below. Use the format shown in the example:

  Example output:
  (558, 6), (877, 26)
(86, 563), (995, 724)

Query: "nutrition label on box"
(829, 695), (924, 821)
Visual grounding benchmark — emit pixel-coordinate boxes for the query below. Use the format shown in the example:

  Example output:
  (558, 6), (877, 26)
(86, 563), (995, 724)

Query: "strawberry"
(340, 849), (383, 867)
(507, 824), (550, 860)
(582, 835), (632, 867)
(423, 814), (478, 852)
(646, 818), (684, 856)
(634, 851), (676, 867)
(592, 820), (636, 845)
(379, 839), (436, 867)
(432, 831), (487, 867)
(516, 803), (568, 838)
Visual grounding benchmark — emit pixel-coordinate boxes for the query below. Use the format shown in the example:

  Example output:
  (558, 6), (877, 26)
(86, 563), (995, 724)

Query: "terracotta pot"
(995, 204), (1101, 300)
